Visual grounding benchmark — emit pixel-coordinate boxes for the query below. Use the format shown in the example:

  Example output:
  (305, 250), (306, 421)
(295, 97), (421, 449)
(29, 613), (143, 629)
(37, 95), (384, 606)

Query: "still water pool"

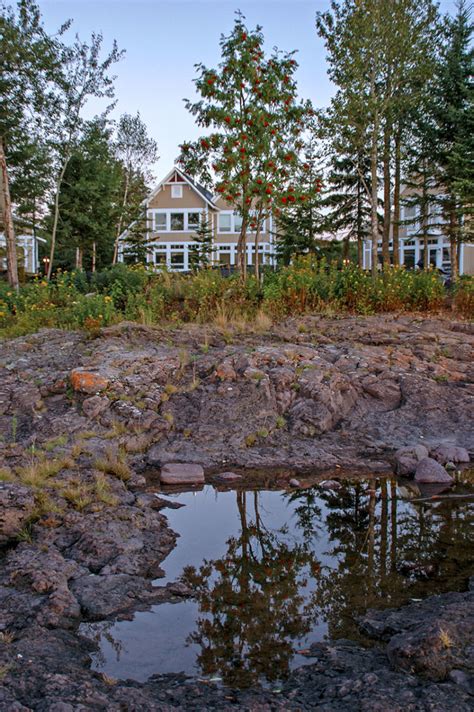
(80, 476), (473, 688)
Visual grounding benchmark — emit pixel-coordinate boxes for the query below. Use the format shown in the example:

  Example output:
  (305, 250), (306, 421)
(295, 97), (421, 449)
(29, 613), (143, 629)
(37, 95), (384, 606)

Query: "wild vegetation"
(0, 263), (471, 339)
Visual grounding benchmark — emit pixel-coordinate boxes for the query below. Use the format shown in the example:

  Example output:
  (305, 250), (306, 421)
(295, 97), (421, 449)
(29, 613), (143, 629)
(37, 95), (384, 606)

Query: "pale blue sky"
(38, 0), (457, 180)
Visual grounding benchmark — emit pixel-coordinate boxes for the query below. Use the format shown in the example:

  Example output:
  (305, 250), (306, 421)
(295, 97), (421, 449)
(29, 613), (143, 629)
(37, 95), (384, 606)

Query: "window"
(170, 213), (184, 231)
(154, 250), (166, 266)
(188, 212), (201, 230)
(171, 185), (183, 199)
(154, 213), (167, 231)
(170, 245), (185, 269)
(219, 213), (232, 232)
(233, 213), (243, 233)
(403, 204), (418, 220)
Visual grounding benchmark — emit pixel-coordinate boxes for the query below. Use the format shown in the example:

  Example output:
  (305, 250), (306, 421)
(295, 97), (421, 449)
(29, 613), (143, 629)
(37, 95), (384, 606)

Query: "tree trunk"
(343, 235), (350, 261)
(449, 208), (458, 281)
(75, 246), (83, 270)
(356, 173), (363, 268)
(237, 218), (248, 279)
(422, 207), (429, 270)
(0, 137), (19, 291)
(370, 119), (380, 277)
(92, 241), (97, 273)
(254, 225), (261, 282)
(47, 156), (70, 280)
(382, 122), (391, 269)
(112, 170), (130, 265)
(392, 128), (401, 267)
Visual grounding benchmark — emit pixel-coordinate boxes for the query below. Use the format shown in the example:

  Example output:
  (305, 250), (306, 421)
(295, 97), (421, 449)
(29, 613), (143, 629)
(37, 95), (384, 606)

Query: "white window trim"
(150, 209), (205, 233)
(217, 211), (266, 234)
(171, 185), (183, 199)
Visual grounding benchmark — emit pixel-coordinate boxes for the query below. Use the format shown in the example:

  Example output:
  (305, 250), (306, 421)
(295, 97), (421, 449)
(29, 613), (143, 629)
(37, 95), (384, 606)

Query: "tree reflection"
(181, 490), (321, 687)
(289, 479), (474, 641)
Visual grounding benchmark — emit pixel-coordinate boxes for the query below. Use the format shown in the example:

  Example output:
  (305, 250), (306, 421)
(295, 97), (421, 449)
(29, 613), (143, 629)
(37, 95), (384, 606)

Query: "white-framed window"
(171, 185), (183, 199)
(218, 213), (232, 232)
(403, 204), (418, 220)
(154, 213), (167, 231)
(170, 213), (185, 231)
(170, 243), (185, 270)
(234, 212), (243, 233)
(154, 246), (166, 266)
(188, 212), (201, 230)
(151, 209), (205, 233)
(218, 211), (265, 234)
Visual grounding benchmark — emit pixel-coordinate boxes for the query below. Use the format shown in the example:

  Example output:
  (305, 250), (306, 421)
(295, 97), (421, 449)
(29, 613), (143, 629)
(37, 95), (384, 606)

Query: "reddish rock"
(415, 458), (454, 485)
(215, 362), (237, 381)
(82, 395), (109, 419)
(160, 463), (205, 485)
(430, 444), (470, 465)
(395, 444), (429, 476)
(70, 369), (109, 394)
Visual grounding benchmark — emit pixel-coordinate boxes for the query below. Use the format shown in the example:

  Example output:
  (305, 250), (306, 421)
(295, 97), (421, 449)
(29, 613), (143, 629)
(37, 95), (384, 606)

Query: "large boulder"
(0, 483), (35, 545)
(430, 444), (470, 466)
(415, 457), (454, 485)
(394, 444), (429, 476)
(160, 463), (205, 485)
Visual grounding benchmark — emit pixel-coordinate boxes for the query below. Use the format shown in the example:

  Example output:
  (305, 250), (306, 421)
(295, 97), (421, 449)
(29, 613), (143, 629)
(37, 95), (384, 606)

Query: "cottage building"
(118, 166), (277, 270)
(362, 187), (474, 275)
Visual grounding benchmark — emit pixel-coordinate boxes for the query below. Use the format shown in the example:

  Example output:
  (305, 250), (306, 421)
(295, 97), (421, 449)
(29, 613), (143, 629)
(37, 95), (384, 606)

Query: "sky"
(38, 0), (458, 183)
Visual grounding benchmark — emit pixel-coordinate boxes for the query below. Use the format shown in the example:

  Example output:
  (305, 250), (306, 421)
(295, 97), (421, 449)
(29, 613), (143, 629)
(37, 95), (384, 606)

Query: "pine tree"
(189, 216), (215, 271)
(432, 1), (473, 280)
(320, 109), (372, 266)
(178, 12), (312, 278)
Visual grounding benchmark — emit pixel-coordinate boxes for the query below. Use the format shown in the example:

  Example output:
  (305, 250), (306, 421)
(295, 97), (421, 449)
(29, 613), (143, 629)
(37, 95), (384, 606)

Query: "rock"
(213, 471), (242, 483)
(387, 621), (463, 680)
(289, 478), (301, 488)
(320, 480), (342, 490)
(70, 370), (109, 394)
(361, 374), (402, 410)
(160, 463), (205, 485)
(214, 362), (237, 381)
(430, 444), (470, 465)
(82, 395), (109, 419)
(0, 483), (35, 545)
(415, 457), (454, 485)
(394, 444), (429, 476)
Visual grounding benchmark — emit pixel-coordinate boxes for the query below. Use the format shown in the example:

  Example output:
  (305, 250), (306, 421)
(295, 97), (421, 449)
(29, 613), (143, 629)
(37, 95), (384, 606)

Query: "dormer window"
(171, 185), (183, 199)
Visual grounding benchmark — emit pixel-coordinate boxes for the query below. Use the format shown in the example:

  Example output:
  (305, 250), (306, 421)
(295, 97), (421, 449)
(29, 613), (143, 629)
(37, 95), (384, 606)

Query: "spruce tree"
(189, 216), (215, 271)
(433, 1), (473, 280)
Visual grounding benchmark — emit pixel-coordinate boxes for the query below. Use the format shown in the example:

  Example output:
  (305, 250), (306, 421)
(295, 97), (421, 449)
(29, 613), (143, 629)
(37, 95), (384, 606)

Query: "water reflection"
(182, 490), (321, 687)
(82, 477), (473, 687)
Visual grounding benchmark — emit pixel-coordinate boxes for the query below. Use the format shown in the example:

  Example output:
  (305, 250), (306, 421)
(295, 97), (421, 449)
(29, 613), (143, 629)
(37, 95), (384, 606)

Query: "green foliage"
(178, 11), (312, 271)
(0, 261), (469, 338)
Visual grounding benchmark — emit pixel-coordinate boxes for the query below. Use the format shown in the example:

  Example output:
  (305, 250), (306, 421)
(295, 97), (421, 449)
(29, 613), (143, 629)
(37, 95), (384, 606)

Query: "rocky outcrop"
(0, 483), (35, 545)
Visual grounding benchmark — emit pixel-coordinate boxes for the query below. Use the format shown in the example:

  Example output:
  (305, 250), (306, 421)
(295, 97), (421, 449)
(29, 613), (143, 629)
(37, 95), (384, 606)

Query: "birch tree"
(112, 112), (158, 264)
(46, 33), (123, 279)
(1, 0), (66, 289)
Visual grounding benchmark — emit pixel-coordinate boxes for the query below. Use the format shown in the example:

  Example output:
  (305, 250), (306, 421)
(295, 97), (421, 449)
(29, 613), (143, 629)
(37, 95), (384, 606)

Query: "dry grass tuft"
(94, 449), (131, 482)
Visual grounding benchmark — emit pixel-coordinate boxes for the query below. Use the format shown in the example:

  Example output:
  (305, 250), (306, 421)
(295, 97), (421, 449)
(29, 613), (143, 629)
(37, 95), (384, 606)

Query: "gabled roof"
(146, 166), (217, 209)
